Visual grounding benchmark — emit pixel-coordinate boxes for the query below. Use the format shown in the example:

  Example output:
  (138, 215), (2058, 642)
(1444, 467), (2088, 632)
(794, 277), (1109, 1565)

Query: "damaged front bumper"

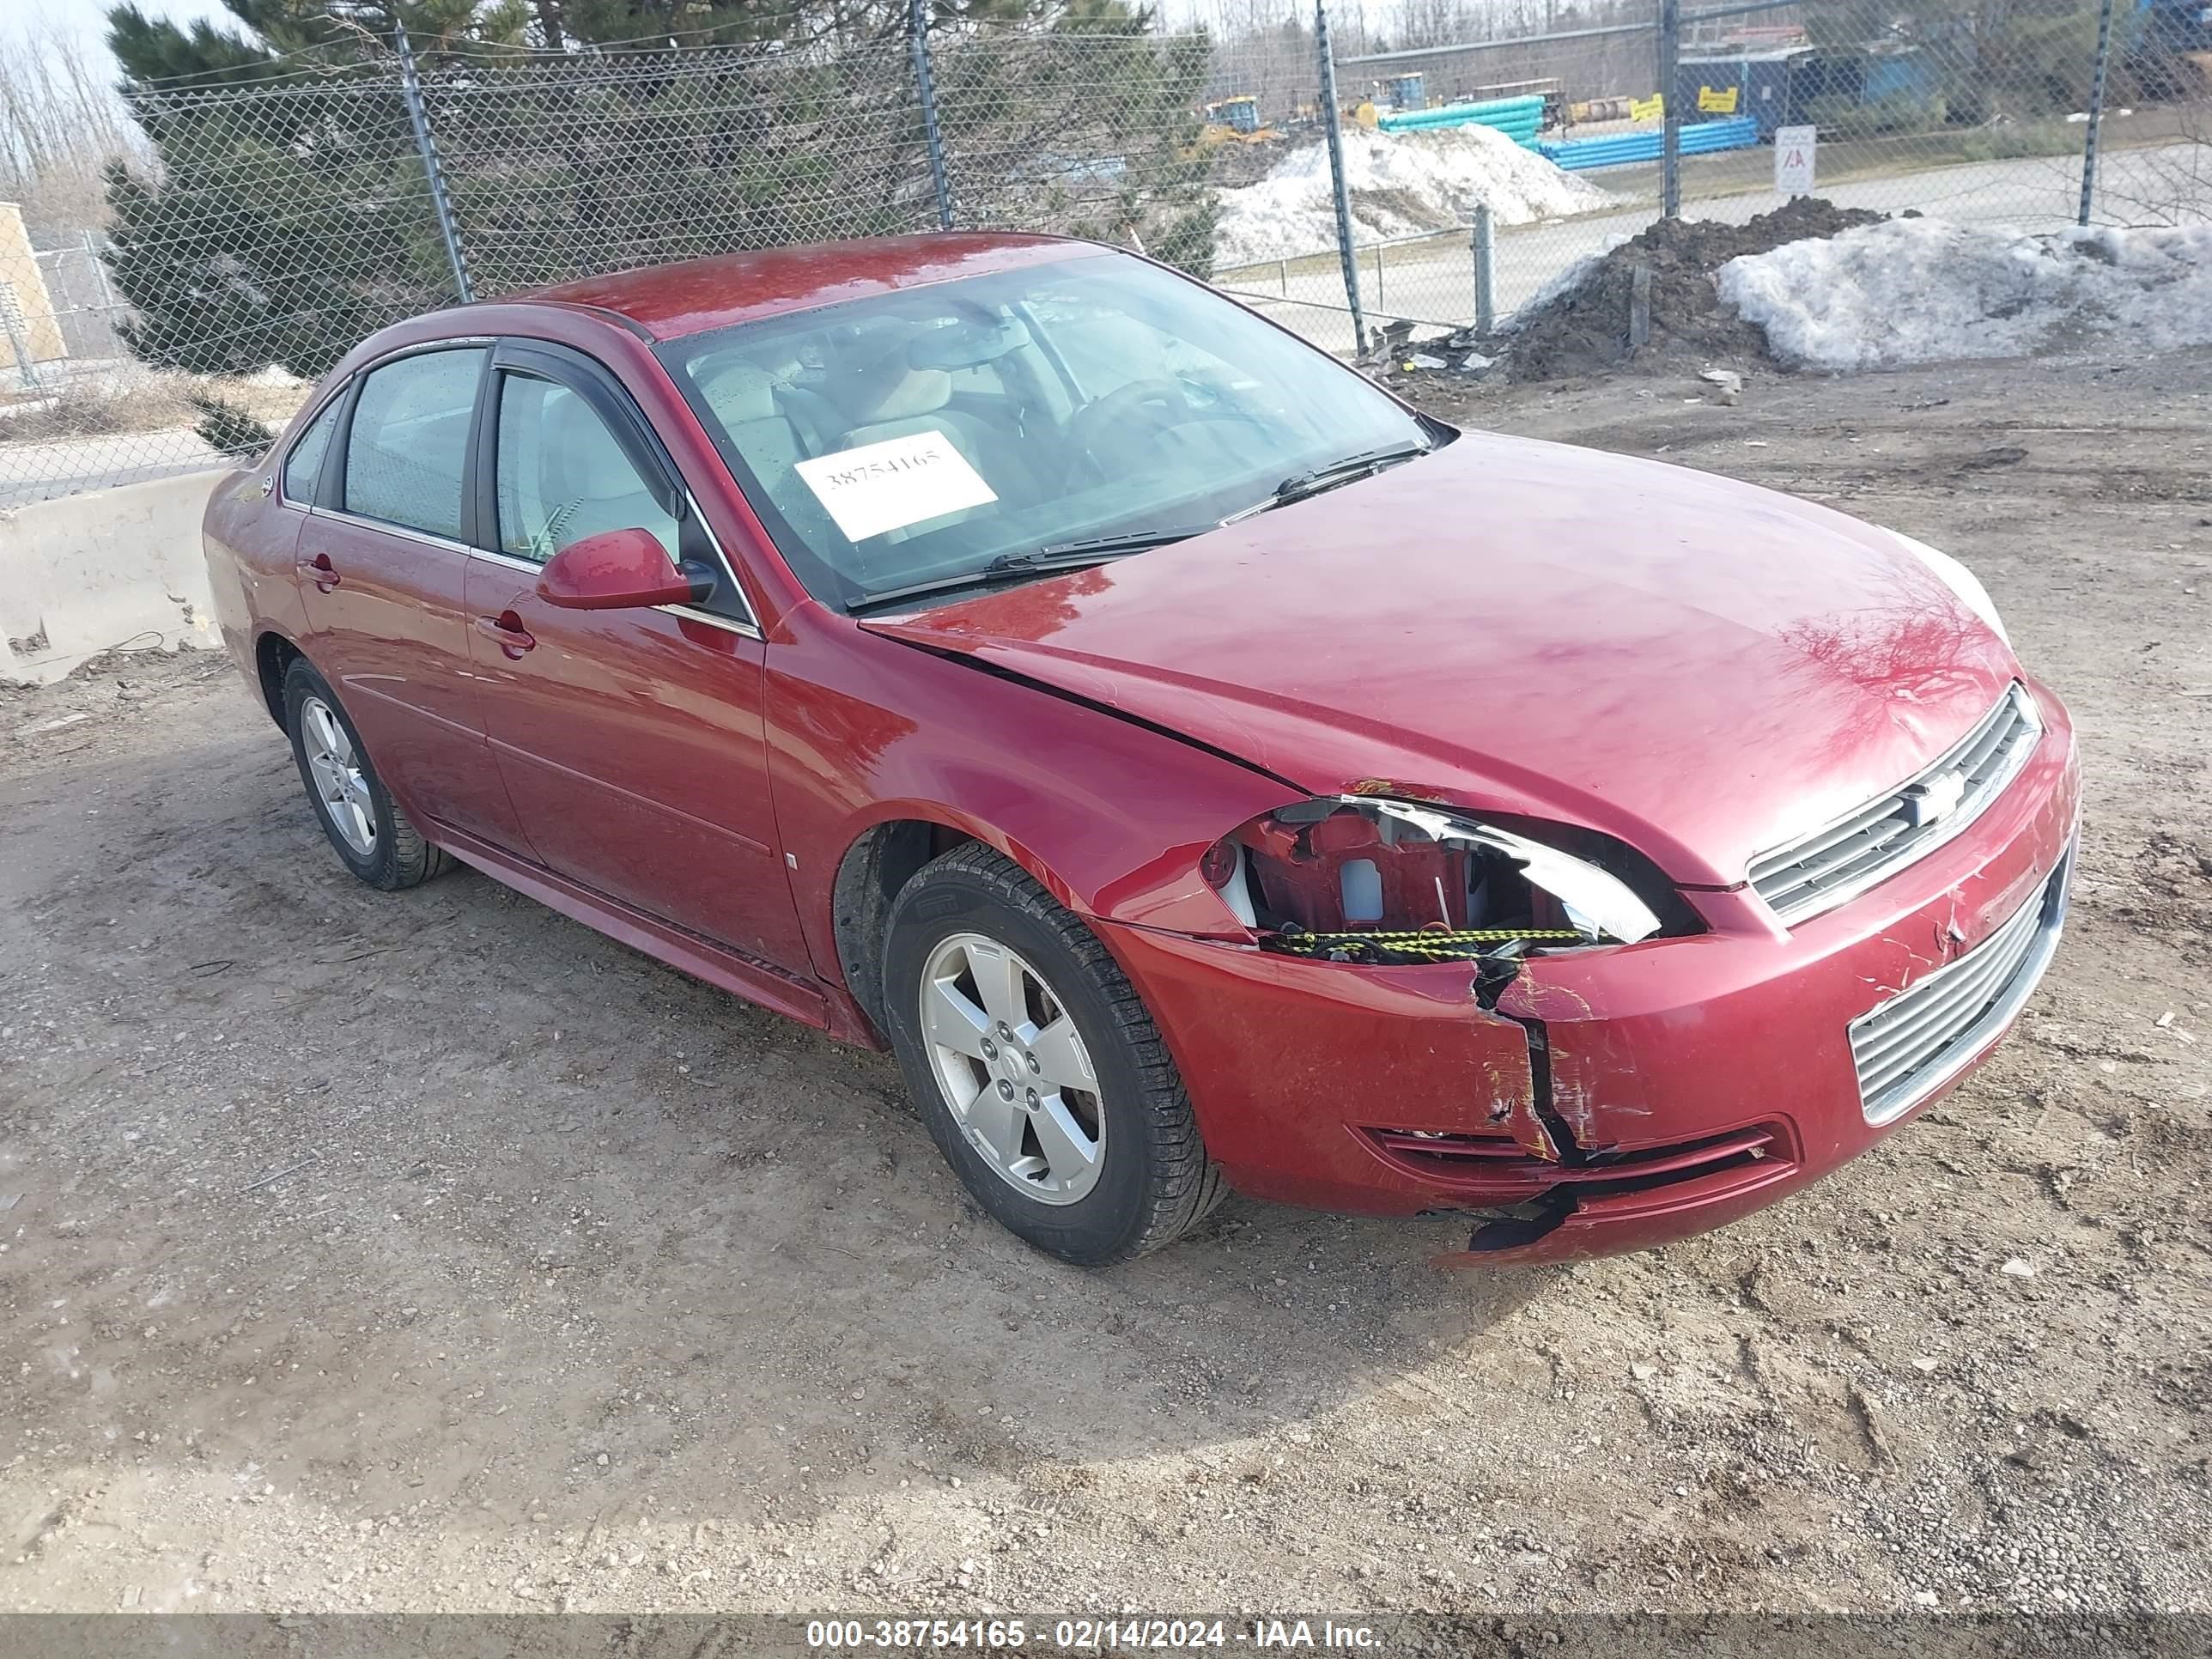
(1092, 692), (2080, 1261)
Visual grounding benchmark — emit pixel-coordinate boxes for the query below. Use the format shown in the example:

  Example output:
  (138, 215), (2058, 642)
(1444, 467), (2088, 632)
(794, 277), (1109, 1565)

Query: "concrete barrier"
(0, 468), (225, 684)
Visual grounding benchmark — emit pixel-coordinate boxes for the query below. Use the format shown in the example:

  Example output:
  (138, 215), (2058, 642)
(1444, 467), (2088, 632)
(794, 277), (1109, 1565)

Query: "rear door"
(297, 343), (532, 854)
(264, 390), (345, 565)
(210, 391), (342, 647)
(459, 340), (807, 973)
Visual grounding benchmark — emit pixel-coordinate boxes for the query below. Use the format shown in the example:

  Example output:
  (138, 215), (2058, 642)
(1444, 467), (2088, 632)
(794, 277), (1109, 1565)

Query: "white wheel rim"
(301, 696), (376, 857)
(919, 932), (1104, 1206)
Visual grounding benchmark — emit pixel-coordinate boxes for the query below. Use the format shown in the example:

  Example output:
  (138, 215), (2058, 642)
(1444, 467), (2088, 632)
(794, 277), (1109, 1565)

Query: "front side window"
(659, 252), (1437, 611)
(493, 374), (680, 565)
(283, 397), (343, 504)
(342, 348), (485, 539)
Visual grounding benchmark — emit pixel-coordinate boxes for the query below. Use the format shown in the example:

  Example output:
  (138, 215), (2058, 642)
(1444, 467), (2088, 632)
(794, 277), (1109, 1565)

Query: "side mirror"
(535, 527), (708, 611)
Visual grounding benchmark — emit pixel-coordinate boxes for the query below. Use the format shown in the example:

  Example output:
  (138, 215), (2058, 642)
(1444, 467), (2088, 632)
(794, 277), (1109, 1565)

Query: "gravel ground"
(1, 347), (2208, 1631)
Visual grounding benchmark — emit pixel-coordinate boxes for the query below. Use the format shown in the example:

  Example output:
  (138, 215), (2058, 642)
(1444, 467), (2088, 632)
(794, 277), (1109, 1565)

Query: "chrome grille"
(1850, 848), (2071, 1127)
(1750, 684), (2042, 924)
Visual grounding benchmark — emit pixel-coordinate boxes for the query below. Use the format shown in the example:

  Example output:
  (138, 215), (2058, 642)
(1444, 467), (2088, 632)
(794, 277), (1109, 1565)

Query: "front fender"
(764, 606), (1301, 1000)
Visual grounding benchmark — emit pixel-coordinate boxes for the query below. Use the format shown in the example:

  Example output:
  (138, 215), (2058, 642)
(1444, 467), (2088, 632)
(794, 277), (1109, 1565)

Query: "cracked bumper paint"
(1096, 685), (2079, 1261)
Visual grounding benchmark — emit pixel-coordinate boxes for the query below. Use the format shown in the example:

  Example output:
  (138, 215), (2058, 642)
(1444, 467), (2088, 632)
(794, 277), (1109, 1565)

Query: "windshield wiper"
(1224, 440), (1432, 523)
(1027, 525), (1213, 560)
(847, 530), (1205, 615)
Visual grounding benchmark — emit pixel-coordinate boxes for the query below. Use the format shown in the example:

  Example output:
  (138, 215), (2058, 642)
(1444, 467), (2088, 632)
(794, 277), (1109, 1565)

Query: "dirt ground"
(2, 345), (2208, 1632)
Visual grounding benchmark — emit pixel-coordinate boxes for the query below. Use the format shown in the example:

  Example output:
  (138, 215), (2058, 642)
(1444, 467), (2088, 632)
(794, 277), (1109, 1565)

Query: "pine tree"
(102, 0), (1218, 378)
(101, 3), (503, 374)
(186, 390), (278, 456)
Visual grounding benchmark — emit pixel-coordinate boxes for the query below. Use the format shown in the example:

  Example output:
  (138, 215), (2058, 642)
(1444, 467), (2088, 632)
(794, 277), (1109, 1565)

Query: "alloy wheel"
(300, 696), (376, 857)
(918, 932), (1104, 1205)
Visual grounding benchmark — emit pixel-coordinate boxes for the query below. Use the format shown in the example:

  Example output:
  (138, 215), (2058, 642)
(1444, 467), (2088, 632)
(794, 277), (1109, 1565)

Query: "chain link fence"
(3, 0), (2208, 506)
(3, 68), (452, 507)
(421, 26), (936, 296)
(1217, 0), (2212, 359)
(932, 19), (1218, 270)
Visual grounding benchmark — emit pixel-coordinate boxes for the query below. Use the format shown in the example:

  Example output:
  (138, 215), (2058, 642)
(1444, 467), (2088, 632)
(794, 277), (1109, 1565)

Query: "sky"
(0, 0), (240, 74)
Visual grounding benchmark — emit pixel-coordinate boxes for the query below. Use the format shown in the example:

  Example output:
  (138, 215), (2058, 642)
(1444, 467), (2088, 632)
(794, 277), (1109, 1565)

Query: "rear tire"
(882, 843), (1223, 1265)
(282, 657), (448, 891)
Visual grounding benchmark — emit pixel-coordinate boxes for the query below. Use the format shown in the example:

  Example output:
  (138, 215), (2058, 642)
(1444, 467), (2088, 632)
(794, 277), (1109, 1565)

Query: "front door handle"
(476, 611), (537, 659)
(296, 552), (340, 592)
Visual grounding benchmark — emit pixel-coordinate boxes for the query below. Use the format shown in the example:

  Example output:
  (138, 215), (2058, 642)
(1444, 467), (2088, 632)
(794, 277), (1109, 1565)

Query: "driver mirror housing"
(535, 528), (710, 611)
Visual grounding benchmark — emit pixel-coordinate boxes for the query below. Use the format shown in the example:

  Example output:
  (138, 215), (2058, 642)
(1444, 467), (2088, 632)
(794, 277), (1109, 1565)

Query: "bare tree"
(0, 16), (145, 236)
(2093, 97), (2212, 226)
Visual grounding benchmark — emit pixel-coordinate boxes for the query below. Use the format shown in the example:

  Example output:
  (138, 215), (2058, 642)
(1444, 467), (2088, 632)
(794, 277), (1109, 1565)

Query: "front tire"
(282, 657), (448, 891)
(882, 843), (1223, 1265)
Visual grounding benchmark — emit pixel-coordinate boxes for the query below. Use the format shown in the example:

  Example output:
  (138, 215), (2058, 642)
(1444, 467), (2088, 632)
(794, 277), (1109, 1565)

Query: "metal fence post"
(2078, 0), (2118, 226)
(393, 21), (474, 304)
(1315, 0), (1367, 356)
(1658, 0), (1680, 217)
(82, 231), (115, 313)
(1471, 202), (1495, 335)
(3, 305), (43, 392)
(910, 0), (956, 230)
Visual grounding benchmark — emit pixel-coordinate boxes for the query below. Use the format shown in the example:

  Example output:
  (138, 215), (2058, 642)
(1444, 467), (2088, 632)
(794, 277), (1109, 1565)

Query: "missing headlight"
(1209, 796), (1698, 963)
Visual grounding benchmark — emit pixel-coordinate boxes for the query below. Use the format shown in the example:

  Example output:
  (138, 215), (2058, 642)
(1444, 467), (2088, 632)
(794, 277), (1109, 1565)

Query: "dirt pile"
(1203, 134), (1286, 191)
(1506, 197), (1886, 380)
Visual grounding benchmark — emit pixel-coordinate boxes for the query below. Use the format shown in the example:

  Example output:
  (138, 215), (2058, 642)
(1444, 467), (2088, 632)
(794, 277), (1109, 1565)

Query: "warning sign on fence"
(1773, 125), (1817, 195)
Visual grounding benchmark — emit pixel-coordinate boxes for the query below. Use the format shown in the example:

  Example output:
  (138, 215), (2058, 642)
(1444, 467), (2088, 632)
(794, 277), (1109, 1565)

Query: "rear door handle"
(296, 552), (340, 592)
(476, 612), (537, 659)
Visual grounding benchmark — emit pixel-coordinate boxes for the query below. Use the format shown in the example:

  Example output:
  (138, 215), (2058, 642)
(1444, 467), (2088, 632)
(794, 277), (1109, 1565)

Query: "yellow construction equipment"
(1193, 95), (1279, 149)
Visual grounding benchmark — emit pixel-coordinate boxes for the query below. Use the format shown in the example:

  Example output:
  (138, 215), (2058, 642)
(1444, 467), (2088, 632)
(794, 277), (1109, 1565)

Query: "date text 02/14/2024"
(803, 1618), (1382, 1649)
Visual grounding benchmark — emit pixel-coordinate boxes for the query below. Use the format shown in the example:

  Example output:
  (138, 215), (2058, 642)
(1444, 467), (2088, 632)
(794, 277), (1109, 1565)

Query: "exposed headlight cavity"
(1206, 795), (1679, 959)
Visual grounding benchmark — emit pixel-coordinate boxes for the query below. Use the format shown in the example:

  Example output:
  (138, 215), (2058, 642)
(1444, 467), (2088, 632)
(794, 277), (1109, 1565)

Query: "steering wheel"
(1064, 377), (1225, 486)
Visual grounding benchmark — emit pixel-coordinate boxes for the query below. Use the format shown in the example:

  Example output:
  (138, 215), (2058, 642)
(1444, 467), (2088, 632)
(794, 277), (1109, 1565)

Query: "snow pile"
(1213, 125), (1619, 268)
(1719, 219), (2212, 370)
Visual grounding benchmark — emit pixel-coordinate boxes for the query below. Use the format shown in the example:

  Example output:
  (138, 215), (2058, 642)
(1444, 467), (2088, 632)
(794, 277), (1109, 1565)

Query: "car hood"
(859, 431), (2019, 886)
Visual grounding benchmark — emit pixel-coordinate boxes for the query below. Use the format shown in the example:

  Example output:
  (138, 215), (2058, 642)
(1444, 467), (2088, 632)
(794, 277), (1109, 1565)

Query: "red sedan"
(201, 234), (2078, 1265)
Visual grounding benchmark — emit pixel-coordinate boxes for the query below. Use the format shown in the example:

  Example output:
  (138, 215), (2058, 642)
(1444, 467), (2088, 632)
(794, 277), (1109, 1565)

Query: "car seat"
(825, 336), (1041, 517)
(690, 356), (846, 550)
(532, 386), (678, 559)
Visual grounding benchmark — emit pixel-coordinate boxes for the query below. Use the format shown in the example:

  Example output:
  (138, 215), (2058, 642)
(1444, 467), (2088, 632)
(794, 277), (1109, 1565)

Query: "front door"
(460, 346), (808, 975)
(295, 343), (532, 855)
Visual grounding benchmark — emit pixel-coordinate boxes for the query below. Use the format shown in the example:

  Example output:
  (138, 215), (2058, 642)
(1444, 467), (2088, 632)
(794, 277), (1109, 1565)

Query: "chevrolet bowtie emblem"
(1901, 770), (1968, 828)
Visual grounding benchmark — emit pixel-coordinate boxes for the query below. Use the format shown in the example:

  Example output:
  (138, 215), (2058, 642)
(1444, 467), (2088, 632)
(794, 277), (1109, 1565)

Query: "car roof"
(514, 232), (1107, 343)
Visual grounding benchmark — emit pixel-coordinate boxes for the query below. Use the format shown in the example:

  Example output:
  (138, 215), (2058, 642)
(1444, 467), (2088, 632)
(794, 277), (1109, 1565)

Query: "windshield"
(658, 251), (1439, 611)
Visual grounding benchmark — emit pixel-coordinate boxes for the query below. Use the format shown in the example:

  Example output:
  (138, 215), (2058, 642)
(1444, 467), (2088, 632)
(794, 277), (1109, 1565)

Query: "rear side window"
(343, 349), (485, 539)
(282, 398), (342, 504)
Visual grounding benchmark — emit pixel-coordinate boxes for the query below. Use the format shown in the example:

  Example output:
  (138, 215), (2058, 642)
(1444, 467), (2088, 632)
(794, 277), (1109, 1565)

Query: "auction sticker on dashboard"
(795, 431), (997, 541)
